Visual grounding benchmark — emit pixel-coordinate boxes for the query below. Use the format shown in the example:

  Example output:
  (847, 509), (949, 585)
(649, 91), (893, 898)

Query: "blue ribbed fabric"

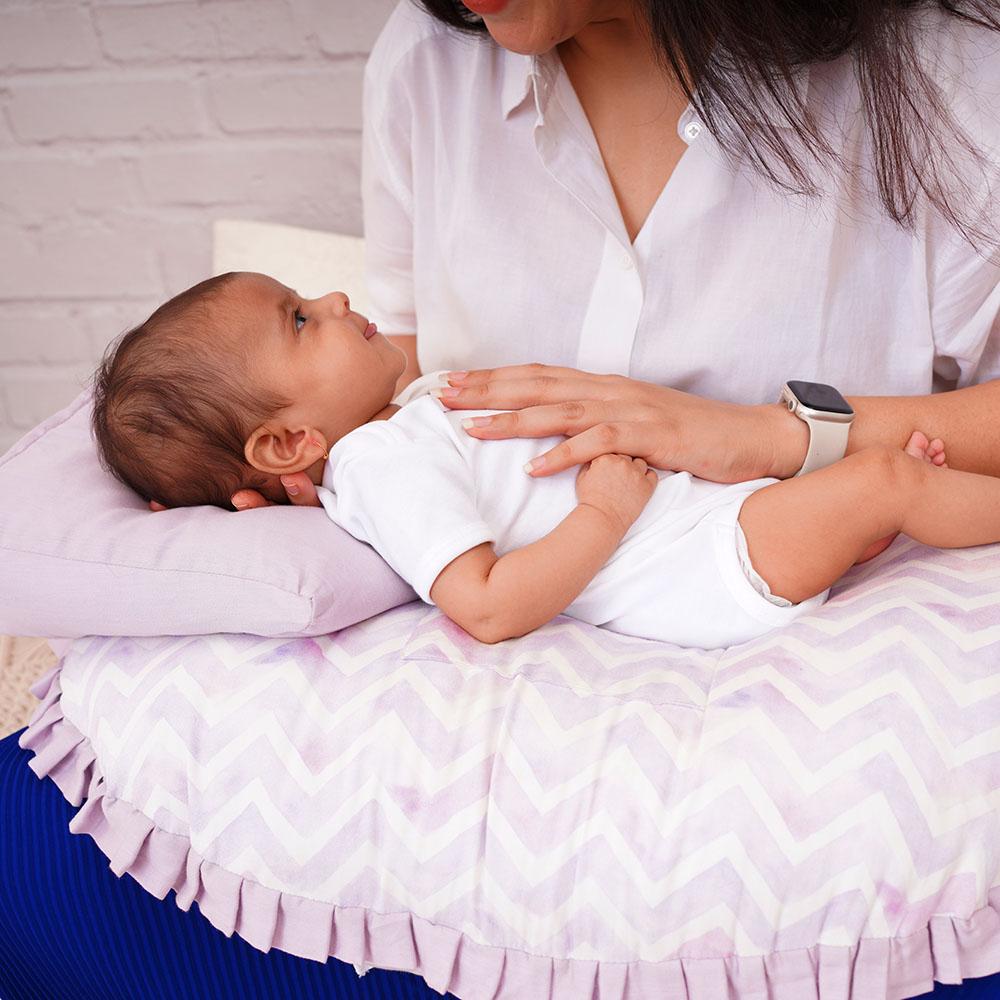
(0, 729), (457, 1000)
(0, 727), (996, 1000)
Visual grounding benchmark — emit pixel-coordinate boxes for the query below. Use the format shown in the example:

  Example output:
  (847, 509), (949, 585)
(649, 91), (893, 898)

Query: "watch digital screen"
(787, 380), (854, 415)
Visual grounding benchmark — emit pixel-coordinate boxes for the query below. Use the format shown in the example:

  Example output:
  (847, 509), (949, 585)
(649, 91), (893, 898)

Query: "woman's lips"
(462, 0), (508, 13)
(364, 322), (377, 339)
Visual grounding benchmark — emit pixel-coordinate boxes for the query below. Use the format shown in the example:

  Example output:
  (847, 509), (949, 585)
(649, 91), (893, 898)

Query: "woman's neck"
(557, 8), (664, 87)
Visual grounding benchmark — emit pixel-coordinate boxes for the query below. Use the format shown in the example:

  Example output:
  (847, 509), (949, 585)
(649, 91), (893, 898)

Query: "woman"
(223, 0), (1000, 521)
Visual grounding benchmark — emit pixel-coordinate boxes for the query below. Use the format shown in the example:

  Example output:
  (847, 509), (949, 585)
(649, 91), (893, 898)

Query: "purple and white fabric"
(19, 533), (1000, 999)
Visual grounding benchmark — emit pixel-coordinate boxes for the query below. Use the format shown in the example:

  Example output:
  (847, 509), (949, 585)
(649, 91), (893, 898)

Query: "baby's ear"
(244, 424), (310, 475)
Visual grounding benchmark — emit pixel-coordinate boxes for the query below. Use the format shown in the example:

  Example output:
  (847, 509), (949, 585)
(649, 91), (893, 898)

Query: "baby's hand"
(575, 453), (659, 536)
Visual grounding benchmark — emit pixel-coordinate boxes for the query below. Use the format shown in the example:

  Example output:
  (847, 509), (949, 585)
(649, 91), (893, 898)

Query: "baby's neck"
(371, 402), (401, 423)
(305, 402), (401, 486)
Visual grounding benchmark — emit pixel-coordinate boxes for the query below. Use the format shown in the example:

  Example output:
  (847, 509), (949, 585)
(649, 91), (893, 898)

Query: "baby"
(93, 271), (995, 649)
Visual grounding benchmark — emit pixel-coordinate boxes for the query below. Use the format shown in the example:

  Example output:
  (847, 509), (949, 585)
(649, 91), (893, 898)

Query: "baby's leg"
(851, 431), (948, 565)
(737, 442), (1000, 605)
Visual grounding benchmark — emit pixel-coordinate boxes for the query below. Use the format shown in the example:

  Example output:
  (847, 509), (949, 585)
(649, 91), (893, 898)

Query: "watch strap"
(797, 414), (851, 476)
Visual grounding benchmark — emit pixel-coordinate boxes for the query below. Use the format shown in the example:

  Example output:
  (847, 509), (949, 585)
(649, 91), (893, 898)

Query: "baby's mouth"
(363, 322), (378, 339)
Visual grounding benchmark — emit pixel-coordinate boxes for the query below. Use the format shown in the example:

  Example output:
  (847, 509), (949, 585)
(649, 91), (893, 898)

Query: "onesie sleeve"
(317, 424), (496, 605)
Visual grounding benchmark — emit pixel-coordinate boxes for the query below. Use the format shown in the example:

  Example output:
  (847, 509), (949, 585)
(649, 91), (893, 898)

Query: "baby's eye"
(294, 310), (307, 332)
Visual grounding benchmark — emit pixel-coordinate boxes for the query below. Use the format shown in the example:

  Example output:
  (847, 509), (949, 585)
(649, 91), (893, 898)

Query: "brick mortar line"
(0, 208), (362, 224)
(0, 56), (367, 86)
(0, 133), (360, 151)
(0, 295), (167, 305)
(0, 133), (361, 158)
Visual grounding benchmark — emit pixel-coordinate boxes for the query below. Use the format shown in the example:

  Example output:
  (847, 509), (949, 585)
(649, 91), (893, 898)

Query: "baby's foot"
(904, 430), (948, 469)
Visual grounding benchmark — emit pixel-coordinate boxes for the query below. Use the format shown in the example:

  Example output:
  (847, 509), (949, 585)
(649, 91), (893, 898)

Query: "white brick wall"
(0, 0), (398, 455)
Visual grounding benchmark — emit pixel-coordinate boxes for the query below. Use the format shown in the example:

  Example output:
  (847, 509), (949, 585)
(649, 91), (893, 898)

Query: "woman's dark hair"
(416, 0), (1000, 251)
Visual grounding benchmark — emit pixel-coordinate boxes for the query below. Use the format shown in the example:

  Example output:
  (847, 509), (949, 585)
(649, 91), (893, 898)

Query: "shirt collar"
(500, 49), (534, 119)
(500, 44), (811, 132)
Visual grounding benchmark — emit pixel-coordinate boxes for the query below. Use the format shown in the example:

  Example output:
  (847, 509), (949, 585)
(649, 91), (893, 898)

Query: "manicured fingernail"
(233, 500), (249, 510)
(447, 370), (469, 381)
(461, 416), (492, 429)
(524, 457), (545, 473)
(286, 483), (300, 496)
(431, 386), (460, 398)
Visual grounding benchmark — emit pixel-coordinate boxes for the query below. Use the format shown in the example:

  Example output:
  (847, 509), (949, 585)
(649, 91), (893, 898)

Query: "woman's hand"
(147, 471), (321, 512)
(230, 473), (322, 510)
(435, 364), (809, 483)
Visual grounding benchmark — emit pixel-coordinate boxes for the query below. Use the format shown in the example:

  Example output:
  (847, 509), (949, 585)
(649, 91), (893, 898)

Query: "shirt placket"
(530, 58), (644, 377)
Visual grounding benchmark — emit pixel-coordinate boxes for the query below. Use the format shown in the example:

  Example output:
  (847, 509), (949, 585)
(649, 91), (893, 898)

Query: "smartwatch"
(779, 380), (855, 477)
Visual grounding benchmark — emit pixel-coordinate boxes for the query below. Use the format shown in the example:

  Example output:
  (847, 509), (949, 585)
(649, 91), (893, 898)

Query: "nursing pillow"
(20, 534), (1000, 999)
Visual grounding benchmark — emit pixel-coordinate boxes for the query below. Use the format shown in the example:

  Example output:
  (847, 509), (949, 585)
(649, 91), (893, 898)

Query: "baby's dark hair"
(91, 272), (292, 509)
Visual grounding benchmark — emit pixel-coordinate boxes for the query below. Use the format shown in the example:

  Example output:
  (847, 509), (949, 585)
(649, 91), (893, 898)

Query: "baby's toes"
(903, 430), (929, 460)
(927, 439), (947, 467)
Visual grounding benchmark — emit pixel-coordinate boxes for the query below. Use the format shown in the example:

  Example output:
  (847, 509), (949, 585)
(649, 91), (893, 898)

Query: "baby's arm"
(431, 455), (658, 644)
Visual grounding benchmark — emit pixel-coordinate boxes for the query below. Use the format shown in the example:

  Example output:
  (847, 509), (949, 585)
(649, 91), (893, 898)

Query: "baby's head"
(91, 271), (406, 509)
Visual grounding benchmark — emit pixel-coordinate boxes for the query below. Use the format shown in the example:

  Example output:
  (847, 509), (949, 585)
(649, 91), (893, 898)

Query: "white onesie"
(315, 372), (829, 649)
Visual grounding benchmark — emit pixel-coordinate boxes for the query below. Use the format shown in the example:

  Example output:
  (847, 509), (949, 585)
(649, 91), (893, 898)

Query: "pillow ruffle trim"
(17, 666), (1000, 1000)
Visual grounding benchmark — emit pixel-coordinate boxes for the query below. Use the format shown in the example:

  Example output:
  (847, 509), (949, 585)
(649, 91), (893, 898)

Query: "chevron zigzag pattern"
(20, 535), (1000, 999)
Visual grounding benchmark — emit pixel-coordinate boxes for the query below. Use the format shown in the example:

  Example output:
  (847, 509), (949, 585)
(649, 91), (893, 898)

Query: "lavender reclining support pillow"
(0, 386), (416, 639)
(0, 223), (418, 640)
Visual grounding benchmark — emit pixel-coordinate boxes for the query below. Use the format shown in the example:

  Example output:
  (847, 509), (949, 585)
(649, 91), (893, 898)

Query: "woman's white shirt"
(362, 1), (1000, 404)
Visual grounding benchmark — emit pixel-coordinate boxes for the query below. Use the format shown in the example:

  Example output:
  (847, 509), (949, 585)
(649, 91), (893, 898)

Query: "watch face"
(787, 380), (854, 415)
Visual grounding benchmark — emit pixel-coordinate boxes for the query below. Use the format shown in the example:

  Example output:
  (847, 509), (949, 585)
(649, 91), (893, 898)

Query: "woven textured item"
(0, 636), (57, 739)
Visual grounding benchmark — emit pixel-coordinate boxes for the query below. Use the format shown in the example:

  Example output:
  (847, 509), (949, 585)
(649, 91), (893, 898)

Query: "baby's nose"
(329, 291), (350, 315)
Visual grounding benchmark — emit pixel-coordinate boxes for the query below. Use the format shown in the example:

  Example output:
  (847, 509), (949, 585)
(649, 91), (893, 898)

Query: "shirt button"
(683, 120), (702, 141)
(621, 252), (634, 269)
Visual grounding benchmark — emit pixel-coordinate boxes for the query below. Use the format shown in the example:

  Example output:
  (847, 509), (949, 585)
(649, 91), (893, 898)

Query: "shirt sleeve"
(318, 424), (495, 605)
(361, 4), (419, 338)
(922, 16), (1000, 388)
(925, 205), (1000, 388)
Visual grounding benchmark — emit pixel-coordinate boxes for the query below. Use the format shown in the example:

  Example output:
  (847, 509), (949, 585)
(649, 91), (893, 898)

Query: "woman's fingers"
(279, 472), (322, 507)
(436, 367), (638, 411)
(231, 473), (322, 510)
(445, 362), (605, 387)
(523, 422), (657, 477)
(231, 489), (272, 511)
(460, 399), (638, 439)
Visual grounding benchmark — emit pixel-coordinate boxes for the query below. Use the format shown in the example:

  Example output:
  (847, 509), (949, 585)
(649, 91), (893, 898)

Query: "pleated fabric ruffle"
(17, 666), (1000, 1000)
